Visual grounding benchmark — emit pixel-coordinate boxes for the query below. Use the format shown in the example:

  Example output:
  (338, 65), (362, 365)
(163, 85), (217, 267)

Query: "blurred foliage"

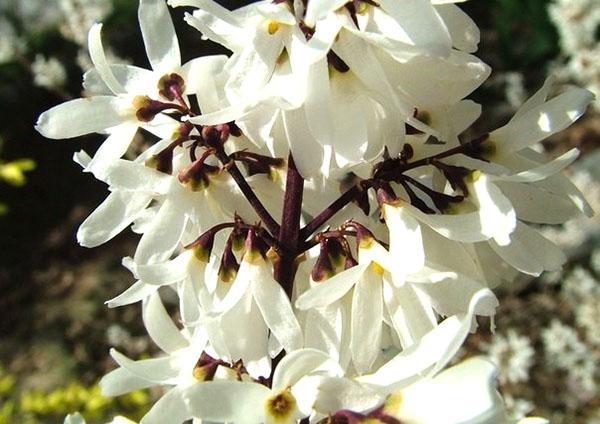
(494, 0), (559, 69)
(0, 364), (150, 424)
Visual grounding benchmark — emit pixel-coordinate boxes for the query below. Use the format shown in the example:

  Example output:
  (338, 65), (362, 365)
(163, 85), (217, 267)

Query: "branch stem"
(273, 154), (304, 299)
(212, 146), (281, 237)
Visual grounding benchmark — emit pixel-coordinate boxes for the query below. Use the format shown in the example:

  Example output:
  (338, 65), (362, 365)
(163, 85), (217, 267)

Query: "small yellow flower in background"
(0, 158), (35, 187)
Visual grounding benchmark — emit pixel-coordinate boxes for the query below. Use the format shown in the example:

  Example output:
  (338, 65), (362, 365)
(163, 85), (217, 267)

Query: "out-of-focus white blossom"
(485, 329), (535, 385)
(549, 0), (600, 108)
(32, 55), (68, 90)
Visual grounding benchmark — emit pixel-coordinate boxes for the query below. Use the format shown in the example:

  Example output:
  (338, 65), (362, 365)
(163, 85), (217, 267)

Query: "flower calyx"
(219, 234), (241, 283)
(201, 124), (231, 148)
(243, 227), (270, 264)
(158, 72), (186, 103)
(192, 352), (229, 382)
(232, 150), (285, 178)
(177, 148), (219, 191)
(145, 123), (193, 174)
(132, 95), (185, 122)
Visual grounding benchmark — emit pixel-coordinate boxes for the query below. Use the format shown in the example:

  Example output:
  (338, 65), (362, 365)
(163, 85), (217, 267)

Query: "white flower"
(183, 348), (343, 424)
(214, 230), (304, 377)
(100, 291), (227, 424)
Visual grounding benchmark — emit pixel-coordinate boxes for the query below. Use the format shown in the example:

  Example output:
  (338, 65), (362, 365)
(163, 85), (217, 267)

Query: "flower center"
(265, 389), (297, 422)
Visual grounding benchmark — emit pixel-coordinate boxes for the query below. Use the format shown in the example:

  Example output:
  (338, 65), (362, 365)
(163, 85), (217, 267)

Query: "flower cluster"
(35, 0), (594, 423)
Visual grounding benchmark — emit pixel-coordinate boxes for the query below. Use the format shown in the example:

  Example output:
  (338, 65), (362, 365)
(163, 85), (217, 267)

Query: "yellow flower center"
(265, 389), (297, 423)
(267, 21), (280, 35)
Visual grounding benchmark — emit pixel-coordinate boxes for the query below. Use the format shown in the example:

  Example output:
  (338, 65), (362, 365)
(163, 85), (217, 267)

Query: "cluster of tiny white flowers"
(484, 329), (535, 385)
(31, 54), (68, 90)
(32, 0), (595, 423)
(548, 0), (600, 109)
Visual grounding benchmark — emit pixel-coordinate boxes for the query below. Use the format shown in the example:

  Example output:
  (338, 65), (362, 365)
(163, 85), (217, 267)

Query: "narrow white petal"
(77, 191), (152, 247)
(135, 250), (193, 285)
(109, 349), (179, 384)
(273, 348), (337, 390)
(142, 291), (188, 354)
(36, 97), (129, 139)
(397, 357), (507, 424)
(383, 204), (424, 276)
(404, 202), (490, 243)
(500, 148), (579, 183)
(180, 55), (227, 107)
(88, 23), (126, 94)
(435, 4), (479, 52)
(100, 367), (155, 396)
(106, 280), (158, 308)
(315, 377), (384, 415)
(384, 281), (436, 348)
(87, 124), (139, 174)
(359, 289), (498, 389)
(304, 58), (334, 146)
(493, 88), (594, 154)
(490, 222), (565, 275)
(295, 264), (368, 310)
(183, 381), (269, 423)
(282, 108), (324, 178)
(378, 0), (452, 56)
(188, 105), (247, 126)
(472, 175), (516, 246)
(139, 0), (181, 73)
(134, 199), (188, 264)
(496, 181), (580, 224)
(251, 262), (304, 352)
(141, 387), (191, 424)
(103, 159), (173, 194)
(181, 3), (247, 52)
(351, 270), (383, 374)
(511, 76), (555, 121)
(304, 0), (347, 27)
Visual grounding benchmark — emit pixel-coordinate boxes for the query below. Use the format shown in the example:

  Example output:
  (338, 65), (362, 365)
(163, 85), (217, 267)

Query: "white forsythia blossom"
(36, 0), (594, 422)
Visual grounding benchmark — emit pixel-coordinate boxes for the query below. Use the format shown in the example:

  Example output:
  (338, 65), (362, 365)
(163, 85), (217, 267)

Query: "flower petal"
(135, 250), (193, 285)
(139, 0), (181, 73)
(142, 291), (188, 354)
(142, 387), (191, 424)
(351, 269), (383, 374)
(396, 357), (507, 424)
(134, 198), (188, 264)
(109, 349), (179, 384)
(251, 261), (304, 353)
(183, 381), (270, 423)
(77, 190), (152, 247)
(492, 88), (594, 155)
(106, 280), (158, 308)
(295, 263), (369, 310)
(88, 23), (126, 95)
(36, 97), (129, 139)
(273, 348), (338, 390)
(100, 367), (155, 396)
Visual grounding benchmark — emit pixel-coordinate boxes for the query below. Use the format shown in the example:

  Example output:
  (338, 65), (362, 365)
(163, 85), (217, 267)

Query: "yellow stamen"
(371, 262), (385, 276)
(267, 21), (280, 35)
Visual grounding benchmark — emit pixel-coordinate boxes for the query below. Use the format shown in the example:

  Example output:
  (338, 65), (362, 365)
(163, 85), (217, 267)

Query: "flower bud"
(202, 124), (230, 146)
(186, 231), (216, 263)
(158, 73), (186, 102)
